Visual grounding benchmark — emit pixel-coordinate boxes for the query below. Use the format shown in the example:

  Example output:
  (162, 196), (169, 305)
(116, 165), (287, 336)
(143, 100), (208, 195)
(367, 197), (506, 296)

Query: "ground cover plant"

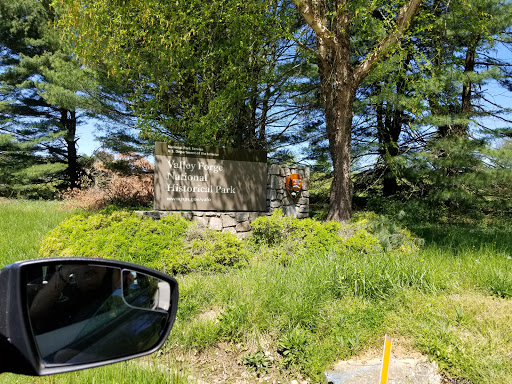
(39, 209), (249, 273)
(1, 200), (511, 383)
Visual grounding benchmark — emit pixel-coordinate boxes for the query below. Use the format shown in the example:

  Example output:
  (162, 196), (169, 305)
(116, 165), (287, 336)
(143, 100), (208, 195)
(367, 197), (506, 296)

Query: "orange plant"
(62, 153), (154, 210)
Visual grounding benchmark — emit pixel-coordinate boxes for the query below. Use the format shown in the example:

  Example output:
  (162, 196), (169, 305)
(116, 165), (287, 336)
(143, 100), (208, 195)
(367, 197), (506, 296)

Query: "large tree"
(0, 0), (136, 197)
(56, 0), (423, 219)
(291, 0), (423, 220)
(0, 0), (100, 194)
(364, 0), (512, 208)
(54, 0), (320, 156)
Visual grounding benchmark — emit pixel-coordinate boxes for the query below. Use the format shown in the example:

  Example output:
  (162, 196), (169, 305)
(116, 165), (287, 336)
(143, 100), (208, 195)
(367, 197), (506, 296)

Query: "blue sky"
(76, 119), (102, 156)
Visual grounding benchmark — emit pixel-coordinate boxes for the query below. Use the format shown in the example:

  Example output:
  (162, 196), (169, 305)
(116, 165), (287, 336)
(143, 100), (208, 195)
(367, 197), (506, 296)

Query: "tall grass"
(0, 360), (189, 384)
(171, 220), (512, 382)
(0, 200), (75, 267)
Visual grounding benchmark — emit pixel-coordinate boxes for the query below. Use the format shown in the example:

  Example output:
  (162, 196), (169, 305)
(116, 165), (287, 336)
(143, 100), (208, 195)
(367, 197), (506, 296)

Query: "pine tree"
(0, 0), (107, 196)
(352, 0), (512, 212)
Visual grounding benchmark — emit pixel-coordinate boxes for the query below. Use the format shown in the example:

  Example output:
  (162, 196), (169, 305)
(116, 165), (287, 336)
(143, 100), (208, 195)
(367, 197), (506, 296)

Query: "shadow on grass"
(408, 223), (512, 254)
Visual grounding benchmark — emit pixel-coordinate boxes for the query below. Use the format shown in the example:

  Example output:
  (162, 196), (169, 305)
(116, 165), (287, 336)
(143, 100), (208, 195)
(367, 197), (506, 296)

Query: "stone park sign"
(154, 142), (267, 211)
(144, 143), (309, 236)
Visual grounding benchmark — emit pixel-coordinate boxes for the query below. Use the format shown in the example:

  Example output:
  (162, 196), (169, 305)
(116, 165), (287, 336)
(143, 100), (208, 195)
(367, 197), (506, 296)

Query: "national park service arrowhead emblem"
(285, 173), (302, 200)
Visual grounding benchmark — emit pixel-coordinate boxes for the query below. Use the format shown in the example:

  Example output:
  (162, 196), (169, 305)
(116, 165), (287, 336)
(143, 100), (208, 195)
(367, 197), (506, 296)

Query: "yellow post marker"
(380, 335), (392, 384)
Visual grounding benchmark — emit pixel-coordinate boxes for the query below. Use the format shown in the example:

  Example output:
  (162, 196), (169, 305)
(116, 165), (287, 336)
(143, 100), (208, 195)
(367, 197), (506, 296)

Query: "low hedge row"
(40, 210), (249, 274)
(40, 209), (421, 274)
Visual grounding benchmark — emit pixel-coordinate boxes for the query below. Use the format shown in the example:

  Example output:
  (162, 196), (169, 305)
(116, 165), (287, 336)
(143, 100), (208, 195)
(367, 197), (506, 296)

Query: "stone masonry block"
(209, 217), (223, 231)
(235, 221), (252, 232)
(222, 227), (237, 235)
(195, 216), (209, 227)
(138, 211), (164, 220)
(298, 197), (309, 205)
(269, 164), (281, 175)
(270, 175), (281, 189)
(235, 212), (250, 222)
(282, 205), (297, 217)
(249, 212), (267, 220)
(221, 214), (238, 227)
(302, 177), (309, 190)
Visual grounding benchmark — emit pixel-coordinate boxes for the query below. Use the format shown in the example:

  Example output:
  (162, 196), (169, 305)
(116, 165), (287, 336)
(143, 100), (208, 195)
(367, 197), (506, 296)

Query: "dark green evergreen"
(348, 0), (512, 218)
(0, 0), (113, 197)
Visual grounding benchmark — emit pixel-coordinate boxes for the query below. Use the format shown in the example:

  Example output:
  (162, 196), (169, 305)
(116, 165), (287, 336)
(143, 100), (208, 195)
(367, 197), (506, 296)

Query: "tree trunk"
(317, 21), (356, 222)
(377, 99), (401, 197)
(61, 109), (79, 188)
(326, 87), (356, 221)
(452, 35), (478, 137)
(376, 55), (410, 197)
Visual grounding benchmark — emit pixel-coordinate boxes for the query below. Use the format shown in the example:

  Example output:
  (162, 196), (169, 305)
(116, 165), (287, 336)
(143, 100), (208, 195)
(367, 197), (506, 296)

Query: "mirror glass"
(24, 263), (172, 366)
(122, 270), (171, 311)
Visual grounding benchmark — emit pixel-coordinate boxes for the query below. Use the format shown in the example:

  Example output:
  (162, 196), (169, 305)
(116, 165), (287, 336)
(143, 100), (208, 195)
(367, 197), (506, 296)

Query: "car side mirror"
(0, 258), (178, 376)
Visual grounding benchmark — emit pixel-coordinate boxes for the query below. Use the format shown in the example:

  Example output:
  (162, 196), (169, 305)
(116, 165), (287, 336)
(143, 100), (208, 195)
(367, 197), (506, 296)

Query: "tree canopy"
(0, 0), (140, 197)
(54, 0), (320, 156)
(2, 0), (508, 218)
(0, 0), (98, 196)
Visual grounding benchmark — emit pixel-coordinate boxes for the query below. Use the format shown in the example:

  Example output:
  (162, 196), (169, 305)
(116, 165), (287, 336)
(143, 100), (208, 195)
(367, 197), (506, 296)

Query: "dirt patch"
(343, 336), (422, 362)
(166, 337), (478, 384)
(169, 341), (307, 384)
(196, 307), (222, 323)
(168, 337), (443, 384)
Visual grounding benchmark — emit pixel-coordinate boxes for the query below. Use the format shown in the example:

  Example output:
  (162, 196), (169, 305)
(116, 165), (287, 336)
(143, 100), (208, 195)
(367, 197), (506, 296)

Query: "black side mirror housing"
(0, 258), (178, 376)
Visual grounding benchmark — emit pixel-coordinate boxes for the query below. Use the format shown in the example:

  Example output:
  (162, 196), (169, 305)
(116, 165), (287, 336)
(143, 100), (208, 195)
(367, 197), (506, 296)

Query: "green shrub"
(163, 227), (250, 274)
(242, 350), (272, 375)
(349, 211), (422, 254)
(340, 228), (381, 253)
(250, 210), (419, 263)
(250, 210), (347, 264)
(39, 211), (249, 274)
(250, 210), (296, 245)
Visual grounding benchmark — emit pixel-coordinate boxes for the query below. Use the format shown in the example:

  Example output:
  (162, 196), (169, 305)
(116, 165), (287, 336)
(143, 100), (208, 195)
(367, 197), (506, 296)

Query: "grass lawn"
(0, 199), (75, 266)
(1, 199), (511, 383)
